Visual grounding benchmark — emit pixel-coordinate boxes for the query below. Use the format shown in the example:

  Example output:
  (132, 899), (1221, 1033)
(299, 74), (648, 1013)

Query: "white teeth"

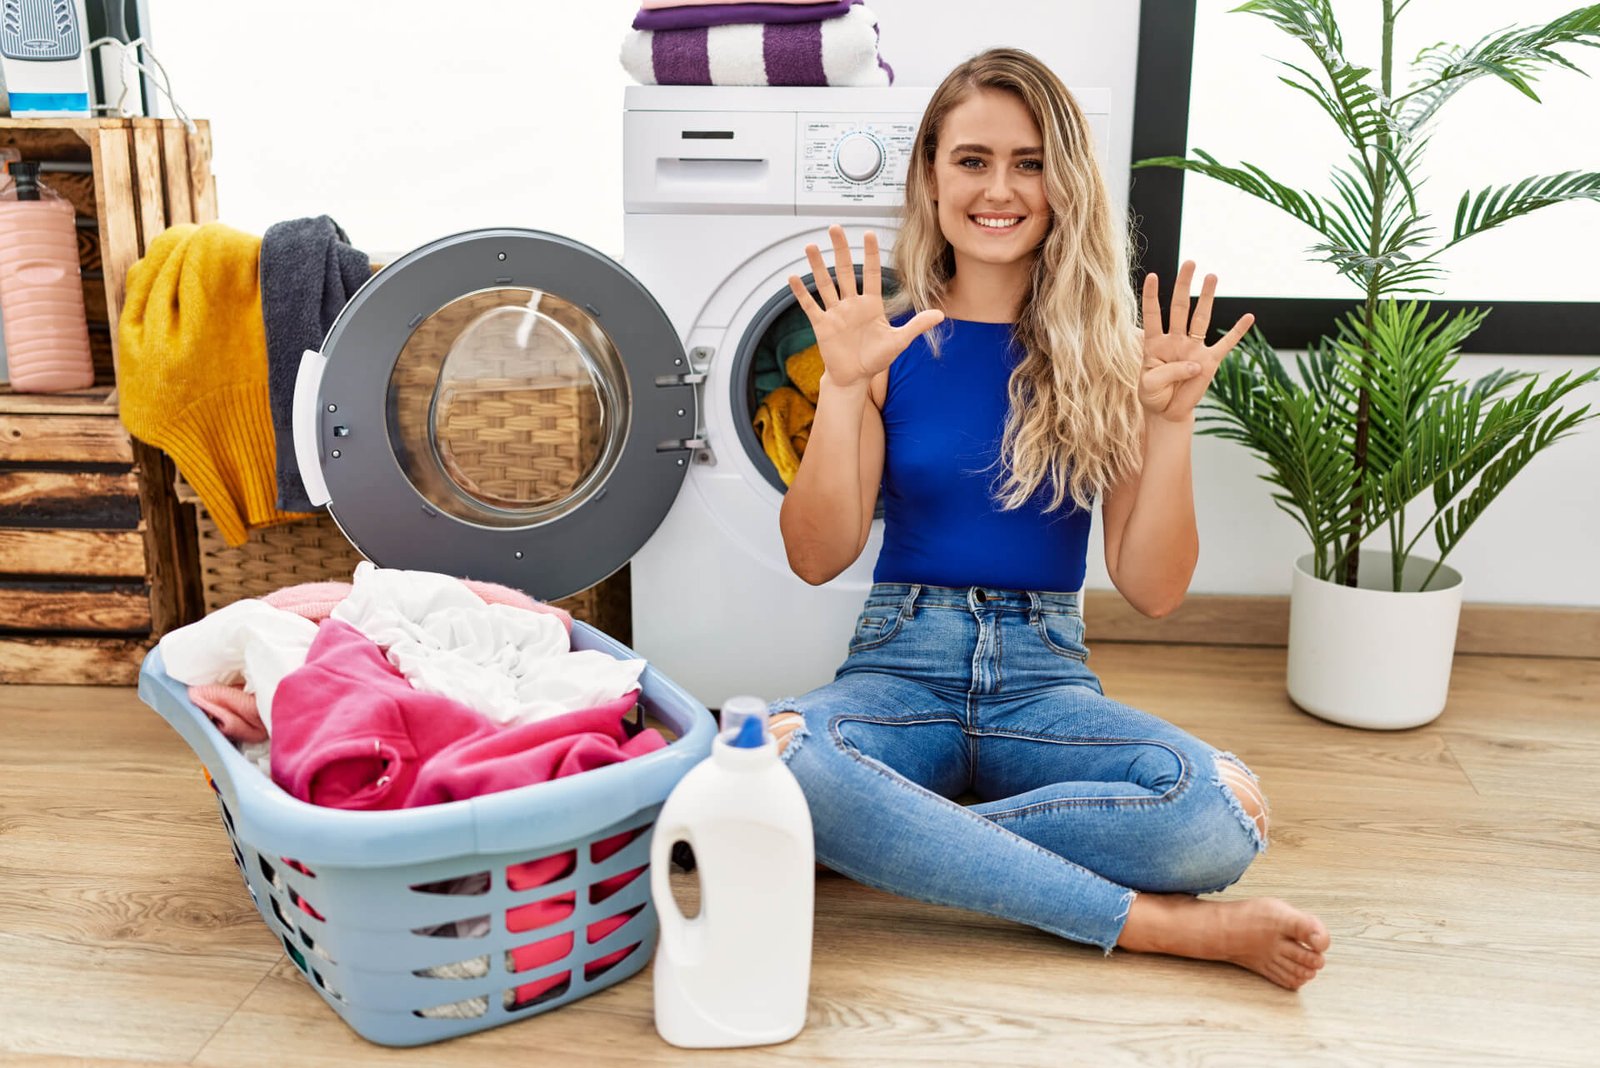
(974, 216), (1020, 229)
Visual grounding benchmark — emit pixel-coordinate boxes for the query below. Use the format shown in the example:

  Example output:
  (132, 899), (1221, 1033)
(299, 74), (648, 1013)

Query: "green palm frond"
(1295, 334), (1355, 411)
(1364, 385), (1493, 523)
(1448, 171), (1600, 247)
(1311, 216), (1439, 293)
(1425, 371), (1599, 524)
(1272, 58), (1387, 151)
(1311, 148), (1441, 294)
(1431, 394), (1597, 580)
(1201, 331), (1360, 576)
(1133, 151), (1333, 236)
(1233, 0), (1387, 151)
(1337, 304), (1487, 474)
(1470, 368), (1535, 400)
(1396, 5), (1600, 136)
(1232, 0), (1346, 63)
(1400, 8), (1600, 115)
(1322, 159), (1379, 250)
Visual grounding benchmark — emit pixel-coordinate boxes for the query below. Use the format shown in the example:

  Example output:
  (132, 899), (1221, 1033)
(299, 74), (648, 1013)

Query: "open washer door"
(292, 228), (695, 602)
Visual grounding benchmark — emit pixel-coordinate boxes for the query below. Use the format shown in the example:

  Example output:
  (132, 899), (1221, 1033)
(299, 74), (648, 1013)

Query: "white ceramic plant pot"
(1287, 550), (1464, 730)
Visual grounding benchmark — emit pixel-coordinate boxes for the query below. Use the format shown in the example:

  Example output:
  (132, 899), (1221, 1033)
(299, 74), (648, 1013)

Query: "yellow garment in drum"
(117, 223), (314, 546)
(752, 386), (815, 486)
(785, 343), (824, 404)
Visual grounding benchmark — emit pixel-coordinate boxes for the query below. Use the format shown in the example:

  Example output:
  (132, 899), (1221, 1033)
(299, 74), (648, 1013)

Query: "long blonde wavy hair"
(886, 48), (1144, 513)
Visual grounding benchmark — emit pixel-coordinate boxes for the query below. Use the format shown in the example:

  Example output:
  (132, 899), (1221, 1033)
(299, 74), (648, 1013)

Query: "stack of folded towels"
(621, 0), (893, 86)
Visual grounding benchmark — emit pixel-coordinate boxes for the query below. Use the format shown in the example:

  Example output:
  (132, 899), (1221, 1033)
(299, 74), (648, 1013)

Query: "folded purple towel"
(621, 3), (892, 87)
(633, 0), (856, 31)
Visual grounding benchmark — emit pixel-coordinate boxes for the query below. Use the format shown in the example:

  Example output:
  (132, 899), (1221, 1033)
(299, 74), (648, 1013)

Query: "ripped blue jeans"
(775, 583), (1267, 952)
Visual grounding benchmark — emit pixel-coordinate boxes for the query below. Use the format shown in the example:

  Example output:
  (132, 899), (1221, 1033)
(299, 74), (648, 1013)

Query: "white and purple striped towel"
(620, 4), (893, 87)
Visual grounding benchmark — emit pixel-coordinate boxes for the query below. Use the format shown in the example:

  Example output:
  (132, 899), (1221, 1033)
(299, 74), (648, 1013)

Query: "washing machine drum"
(293, 228), (693, 602)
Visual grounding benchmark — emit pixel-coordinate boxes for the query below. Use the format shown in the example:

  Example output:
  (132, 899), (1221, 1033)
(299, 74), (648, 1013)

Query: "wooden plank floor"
(2, 644), (1597, 1067)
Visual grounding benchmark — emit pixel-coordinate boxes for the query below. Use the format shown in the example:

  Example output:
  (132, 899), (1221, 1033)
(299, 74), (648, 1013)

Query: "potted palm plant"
(1137, 0), (1600, 729)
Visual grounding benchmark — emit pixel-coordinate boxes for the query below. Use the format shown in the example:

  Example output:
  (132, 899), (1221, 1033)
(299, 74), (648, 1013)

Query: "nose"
(984, 167), (1014, 202)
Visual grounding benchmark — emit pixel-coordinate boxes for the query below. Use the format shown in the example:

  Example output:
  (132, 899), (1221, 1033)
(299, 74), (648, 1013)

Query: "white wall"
(144, 0), (1598, 607)
(141, 0), (1136, 259)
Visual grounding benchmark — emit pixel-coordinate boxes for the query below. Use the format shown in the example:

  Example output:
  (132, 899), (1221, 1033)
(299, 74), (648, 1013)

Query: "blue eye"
(959, 157), (985, 169)
(1019, 159), (1043, 172)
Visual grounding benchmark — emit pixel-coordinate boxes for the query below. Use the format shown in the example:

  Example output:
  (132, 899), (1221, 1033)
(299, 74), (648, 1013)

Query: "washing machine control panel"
(798, 115), (919, 211)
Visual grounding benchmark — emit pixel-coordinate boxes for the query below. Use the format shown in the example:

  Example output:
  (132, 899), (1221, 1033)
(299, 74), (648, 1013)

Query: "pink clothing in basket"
(271, 620), (660, 811)
(189, 683), (269, 743)
(503, 828), (648, 1004)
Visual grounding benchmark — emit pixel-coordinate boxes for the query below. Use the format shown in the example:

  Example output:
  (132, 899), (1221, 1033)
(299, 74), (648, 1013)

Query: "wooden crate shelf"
(0, 118), (212, 684)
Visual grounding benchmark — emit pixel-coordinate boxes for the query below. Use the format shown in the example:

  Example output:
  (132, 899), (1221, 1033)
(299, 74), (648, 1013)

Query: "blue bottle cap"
(719, 694), (769, 749)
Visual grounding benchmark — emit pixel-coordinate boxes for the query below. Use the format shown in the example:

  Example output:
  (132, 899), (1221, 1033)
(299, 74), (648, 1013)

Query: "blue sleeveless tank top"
(872, 319), (1092, 592)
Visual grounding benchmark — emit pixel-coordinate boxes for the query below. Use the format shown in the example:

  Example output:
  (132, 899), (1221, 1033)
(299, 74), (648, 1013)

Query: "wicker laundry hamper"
(176, 488), (632, 644)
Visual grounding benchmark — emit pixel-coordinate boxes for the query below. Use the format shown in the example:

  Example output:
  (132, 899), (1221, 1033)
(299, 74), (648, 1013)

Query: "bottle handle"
(651, 820), (701, 966)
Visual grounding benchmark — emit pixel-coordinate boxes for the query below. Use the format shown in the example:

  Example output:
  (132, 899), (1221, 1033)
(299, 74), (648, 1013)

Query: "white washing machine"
(291, 84), (1110, 710)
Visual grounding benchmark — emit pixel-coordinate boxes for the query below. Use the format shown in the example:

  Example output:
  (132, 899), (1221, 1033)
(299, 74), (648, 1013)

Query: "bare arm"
(1106, 262), (1254, 617)
(1102, 416), (1199, 617)
(781, 372), (886, 584)
(776, 225), (942, 584)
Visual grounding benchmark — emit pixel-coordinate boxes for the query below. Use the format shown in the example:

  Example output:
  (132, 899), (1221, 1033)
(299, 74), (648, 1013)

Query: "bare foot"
(1117, 893), (1331, 991)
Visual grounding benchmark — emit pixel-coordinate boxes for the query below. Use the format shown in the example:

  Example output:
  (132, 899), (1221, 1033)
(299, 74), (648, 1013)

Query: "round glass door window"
(386, 287), (631, 528)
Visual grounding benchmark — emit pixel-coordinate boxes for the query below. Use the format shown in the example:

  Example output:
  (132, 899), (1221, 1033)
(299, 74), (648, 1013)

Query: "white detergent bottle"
(650, 695), (814, 1048)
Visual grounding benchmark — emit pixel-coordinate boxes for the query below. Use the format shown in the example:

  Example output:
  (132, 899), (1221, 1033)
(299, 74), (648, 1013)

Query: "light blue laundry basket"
(138, 620), (715, 1047)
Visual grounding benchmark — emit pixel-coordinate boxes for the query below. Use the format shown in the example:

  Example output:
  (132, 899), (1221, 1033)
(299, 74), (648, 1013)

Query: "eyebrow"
(947, 143), (1044, 156)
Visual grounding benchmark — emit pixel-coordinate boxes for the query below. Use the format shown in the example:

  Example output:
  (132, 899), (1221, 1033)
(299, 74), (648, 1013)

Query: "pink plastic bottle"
(0, 162), (94, 393)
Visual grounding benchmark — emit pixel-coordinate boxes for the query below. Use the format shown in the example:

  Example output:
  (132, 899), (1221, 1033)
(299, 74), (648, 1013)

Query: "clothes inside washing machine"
(749, 302), (820, 487)
(387, 287), (631, 527)
(744, 270), (899, 490)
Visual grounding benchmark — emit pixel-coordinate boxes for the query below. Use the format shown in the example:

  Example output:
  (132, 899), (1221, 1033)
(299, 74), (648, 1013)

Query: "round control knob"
(834, 133), (884, 183)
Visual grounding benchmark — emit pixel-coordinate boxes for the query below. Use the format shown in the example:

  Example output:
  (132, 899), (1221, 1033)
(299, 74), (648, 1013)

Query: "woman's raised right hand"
(787, 225), (945, 390)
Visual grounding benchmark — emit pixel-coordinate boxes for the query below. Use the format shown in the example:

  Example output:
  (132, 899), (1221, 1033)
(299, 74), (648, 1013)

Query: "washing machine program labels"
(799, 119), (918, 204)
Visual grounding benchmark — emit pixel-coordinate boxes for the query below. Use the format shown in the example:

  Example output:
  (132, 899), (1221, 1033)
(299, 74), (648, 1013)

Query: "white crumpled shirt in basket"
(331, 561), (645, 726)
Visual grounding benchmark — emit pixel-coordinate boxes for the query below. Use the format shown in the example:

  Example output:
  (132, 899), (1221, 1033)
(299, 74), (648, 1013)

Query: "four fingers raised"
(1143, 265), (1254, 354)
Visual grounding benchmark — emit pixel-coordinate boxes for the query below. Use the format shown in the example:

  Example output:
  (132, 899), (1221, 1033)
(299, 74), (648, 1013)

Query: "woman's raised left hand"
(1138, 261), (1254, 422)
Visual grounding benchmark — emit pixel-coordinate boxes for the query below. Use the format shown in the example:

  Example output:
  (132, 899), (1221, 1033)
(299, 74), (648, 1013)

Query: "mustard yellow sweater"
(118, 223), (312, 546)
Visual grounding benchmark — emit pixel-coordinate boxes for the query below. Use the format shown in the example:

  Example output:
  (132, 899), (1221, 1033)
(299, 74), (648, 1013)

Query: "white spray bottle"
(650, 695), (814, 1048)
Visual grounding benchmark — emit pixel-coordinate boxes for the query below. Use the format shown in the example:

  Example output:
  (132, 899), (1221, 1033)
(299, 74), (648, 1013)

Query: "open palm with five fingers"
(787, 224), (946, 390)
(1140, 260), (1255, 423)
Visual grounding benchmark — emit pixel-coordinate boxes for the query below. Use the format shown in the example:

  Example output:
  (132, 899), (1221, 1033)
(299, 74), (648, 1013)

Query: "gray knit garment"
(260, 216), (371, 512)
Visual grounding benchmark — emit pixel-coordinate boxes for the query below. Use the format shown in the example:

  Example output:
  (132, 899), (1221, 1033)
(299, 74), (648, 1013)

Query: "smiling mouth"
(971, 215), (1023, 231)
